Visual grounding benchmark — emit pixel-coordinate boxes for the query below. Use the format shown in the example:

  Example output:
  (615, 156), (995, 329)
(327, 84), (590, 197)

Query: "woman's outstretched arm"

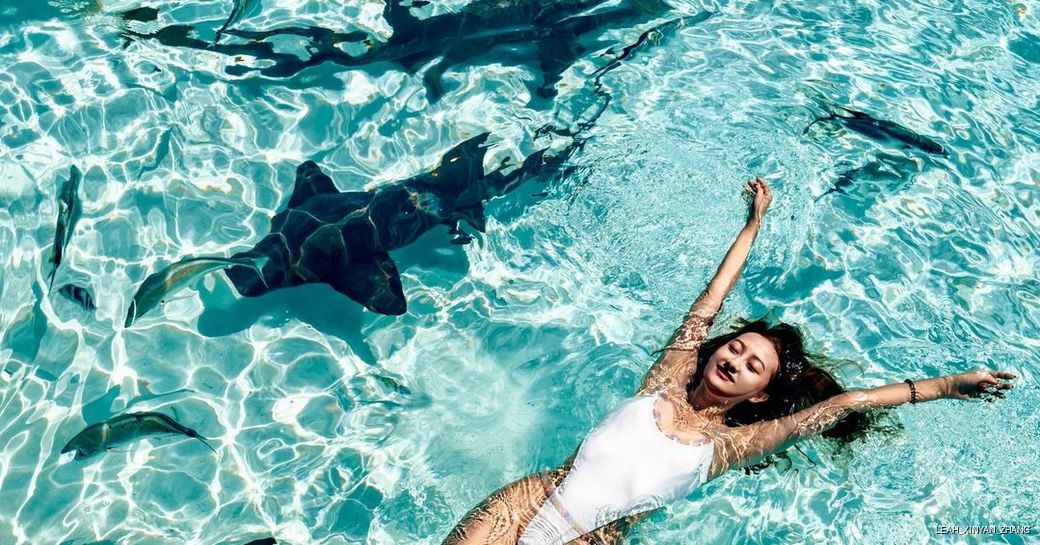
(640, 178), (772, 393)
(712, 369), (1018, 476)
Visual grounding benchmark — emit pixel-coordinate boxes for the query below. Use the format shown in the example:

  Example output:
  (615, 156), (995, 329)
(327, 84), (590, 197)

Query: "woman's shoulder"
(634, 380), (688, 397)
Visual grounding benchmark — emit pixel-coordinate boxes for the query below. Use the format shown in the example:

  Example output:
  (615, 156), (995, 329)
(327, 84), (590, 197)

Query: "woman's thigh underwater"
(442, 471), (552, 545)
(441, 465), (636, 545)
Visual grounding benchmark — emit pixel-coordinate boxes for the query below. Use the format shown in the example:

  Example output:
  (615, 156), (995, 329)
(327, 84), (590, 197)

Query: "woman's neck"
(686, 382), (737, 425)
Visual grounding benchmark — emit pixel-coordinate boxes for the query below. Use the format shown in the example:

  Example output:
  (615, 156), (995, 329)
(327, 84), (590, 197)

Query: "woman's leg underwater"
(443, 465), (650, 545)
(442, 471), (550, 545)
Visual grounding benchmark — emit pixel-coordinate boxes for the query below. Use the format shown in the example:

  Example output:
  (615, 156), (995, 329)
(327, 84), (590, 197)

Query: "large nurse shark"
(122, 0), (702, 102)
(125, 133), (575, 326)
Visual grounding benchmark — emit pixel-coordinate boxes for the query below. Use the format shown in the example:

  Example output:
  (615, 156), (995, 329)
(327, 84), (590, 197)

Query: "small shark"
(803, 106), (948, 157)
(47, 166), (83, 288)
(61, 411), (217, 461)
(123, 0), (693, 103)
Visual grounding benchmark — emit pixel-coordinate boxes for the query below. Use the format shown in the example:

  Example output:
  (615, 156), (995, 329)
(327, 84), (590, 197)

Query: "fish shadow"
(195, 226), (472, 364)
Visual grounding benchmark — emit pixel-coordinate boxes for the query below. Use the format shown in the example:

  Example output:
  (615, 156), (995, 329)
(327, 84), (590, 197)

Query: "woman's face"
(704, 332), (781, 400)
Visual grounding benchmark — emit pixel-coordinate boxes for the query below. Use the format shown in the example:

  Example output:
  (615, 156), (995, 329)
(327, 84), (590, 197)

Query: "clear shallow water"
(0, 0), (1038, 544)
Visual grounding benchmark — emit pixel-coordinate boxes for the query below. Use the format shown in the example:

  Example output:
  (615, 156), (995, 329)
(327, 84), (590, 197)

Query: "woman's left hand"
(743, 177), (772, 225)
(944, 368), (1017, 402)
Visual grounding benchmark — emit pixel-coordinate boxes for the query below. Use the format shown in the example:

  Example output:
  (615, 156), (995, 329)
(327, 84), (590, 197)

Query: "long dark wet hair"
(658, 316), (893, 473)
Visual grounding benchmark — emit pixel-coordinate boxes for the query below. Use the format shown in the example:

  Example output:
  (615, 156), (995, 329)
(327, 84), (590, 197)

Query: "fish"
(241, 538), (276, 545)
(122, 0), (704, 104)
(125, 254), (269, 327)
(121, 7), (159, 23)
(61, 411), (217, 461)
(214, 0), (259, 44)
(47, 166), (83, 288)
(803, 106), (948, 157)
(57, 283), (97, 311)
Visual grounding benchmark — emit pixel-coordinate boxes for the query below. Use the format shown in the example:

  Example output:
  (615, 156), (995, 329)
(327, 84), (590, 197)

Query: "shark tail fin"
(288, 161), (339, 208)
(194, 434), (219, 455)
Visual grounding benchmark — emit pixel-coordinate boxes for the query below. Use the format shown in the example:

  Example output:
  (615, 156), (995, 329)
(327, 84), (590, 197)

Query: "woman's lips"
(716, 368), (732, 382)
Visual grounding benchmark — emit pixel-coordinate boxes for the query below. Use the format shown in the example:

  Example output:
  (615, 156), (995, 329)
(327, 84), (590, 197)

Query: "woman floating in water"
(443, 177), (1017, 545)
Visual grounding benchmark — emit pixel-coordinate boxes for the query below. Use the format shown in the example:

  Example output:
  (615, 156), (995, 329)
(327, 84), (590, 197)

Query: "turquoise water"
(1, 0), (1039, 544)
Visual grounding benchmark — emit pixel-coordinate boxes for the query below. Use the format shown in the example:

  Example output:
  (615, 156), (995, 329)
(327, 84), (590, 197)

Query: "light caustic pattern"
(0, 0), (1039, 544)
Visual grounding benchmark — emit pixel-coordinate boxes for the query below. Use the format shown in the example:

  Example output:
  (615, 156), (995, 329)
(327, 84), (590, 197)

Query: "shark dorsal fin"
(429, 133), (492, 186)
(289, 161), (339, 208)
(384, 0), (423, 35)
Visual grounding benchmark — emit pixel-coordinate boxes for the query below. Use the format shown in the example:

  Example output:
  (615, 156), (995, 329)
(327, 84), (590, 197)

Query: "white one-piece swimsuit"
(518, 391), (716, 545)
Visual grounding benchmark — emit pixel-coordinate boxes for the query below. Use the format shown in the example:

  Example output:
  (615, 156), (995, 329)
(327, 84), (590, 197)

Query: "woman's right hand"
(743, 177), (772, 225)
(944, 368), (1017, 402)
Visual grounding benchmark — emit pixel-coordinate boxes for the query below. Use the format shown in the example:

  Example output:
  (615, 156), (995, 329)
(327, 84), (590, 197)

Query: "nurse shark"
(126, 133), (575, 325)
(122, 0), (699, 102)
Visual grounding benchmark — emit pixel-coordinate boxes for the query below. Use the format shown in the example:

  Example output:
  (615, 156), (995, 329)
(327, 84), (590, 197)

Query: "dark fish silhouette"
(121, 6), (159, 22)
(125, 255), (269, 327)
(241, 539), (276, 545)
(814, 152), (921, 202)
(61, 411), (217, 461)
(803, 106), (948, 157)
(123, 0), (689, 103)
(57, 283), (96, 311)
(220, 133), (574, 315)
(47, 166), (83, 288)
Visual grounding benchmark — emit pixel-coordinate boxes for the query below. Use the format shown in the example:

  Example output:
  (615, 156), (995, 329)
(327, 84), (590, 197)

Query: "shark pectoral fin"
(288, 161), (339, 208)
(383, 0), (422, 34)
(333, 252), (406, 315)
